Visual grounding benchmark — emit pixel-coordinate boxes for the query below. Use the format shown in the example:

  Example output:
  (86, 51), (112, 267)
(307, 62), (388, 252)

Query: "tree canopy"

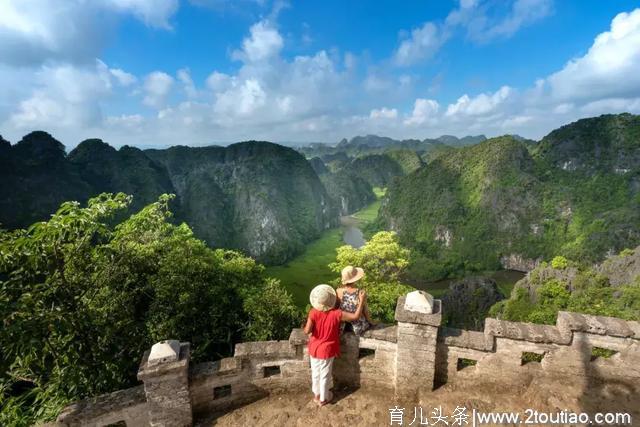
(329, 231), (414, 322)
(0, 193), (301, 425)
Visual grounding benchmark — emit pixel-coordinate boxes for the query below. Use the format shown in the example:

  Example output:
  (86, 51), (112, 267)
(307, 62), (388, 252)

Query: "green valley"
(265, 188), (386, 307)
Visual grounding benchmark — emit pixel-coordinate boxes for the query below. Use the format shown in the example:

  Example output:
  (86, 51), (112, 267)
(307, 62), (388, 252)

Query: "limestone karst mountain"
(308, 149), (422, 215)
(0, 131), (92, 229)
(298, 133), (487, 158)
(379, 113), (640, 282)
(0, 133), (336, 264)
(145, 141), (337, 263)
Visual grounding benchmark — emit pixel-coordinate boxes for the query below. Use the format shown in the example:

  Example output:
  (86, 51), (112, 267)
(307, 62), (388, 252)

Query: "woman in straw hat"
(303, 284), (366, 406)
(337, 266), (374, 336)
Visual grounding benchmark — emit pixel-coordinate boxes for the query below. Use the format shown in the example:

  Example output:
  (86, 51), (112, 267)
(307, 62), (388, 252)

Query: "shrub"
(551, 256), (569, 269)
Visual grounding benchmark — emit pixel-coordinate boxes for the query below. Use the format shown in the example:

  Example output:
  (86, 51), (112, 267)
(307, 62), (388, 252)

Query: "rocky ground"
(198, 373), (640, 426)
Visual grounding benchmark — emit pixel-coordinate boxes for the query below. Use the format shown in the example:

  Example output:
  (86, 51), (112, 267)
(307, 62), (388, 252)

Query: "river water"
(340, 215), (366, 248)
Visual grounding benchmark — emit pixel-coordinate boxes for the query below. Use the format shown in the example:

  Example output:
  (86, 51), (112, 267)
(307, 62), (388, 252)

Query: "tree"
(328, 231), (414, 322)
(0, 193), (300, 425)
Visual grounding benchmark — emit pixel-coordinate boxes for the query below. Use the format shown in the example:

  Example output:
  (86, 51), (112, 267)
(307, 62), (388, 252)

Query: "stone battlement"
(52, 292), (640, 427)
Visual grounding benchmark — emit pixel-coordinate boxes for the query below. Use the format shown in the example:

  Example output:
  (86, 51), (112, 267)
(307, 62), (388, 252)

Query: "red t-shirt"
(308, 308), (341, 359)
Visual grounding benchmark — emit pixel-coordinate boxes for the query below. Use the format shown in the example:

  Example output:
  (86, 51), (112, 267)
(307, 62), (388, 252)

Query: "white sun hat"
(309, 284), (337, 312)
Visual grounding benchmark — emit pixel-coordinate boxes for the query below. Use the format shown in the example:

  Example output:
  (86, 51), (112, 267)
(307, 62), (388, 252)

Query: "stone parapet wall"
(437, 311), (640, 387)
(55, 296), (640, 426)
(53, 385), (149, 427)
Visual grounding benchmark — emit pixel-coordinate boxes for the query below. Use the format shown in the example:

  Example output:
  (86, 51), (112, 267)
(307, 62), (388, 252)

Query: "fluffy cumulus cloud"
(545, 8), (640, 103)
(2, 2), (640, 146)
(143, 72), (174, 108)
(0, 0), (179, 66)
(404, 99), (440, 125)
(446, 86), (513, 117)
(177, 68), (198, 99)
(200, 25), (350, 133)
(232, 20), (283, 62)
(9, 60), (125, 129)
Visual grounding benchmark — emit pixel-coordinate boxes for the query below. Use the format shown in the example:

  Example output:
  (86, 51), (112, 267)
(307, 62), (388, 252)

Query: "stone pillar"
(394, 291), (442, 400)
(137, 340), (193, 427)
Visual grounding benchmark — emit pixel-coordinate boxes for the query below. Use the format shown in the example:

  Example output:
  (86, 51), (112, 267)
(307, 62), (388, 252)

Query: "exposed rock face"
(349, 154), (404, 187)
(308, 156), (375, 215)
(0, 136), (337, 264)
(381, 114), (640, 281)
(319, 170), (375, 215)
(434, 225), (453, 248)
(512, 265), (580, 302)
(500, 253), (541, 272)
(0, 131), (91, 228)
(308, 157), (328, 175)
(68, 139), (175, 213)
(441, 277), (505, 330)
(535, 113), (640, 174)
(596, 247), (640, 286)
(146, 141), (337, 264)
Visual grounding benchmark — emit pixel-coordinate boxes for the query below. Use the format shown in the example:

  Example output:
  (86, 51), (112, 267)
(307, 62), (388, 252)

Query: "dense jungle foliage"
(0, 193), (301, 425)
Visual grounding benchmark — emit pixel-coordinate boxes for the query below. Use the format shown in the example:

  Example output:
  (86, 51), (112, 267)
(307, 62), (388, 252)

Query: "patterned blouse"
(339, 288), (370, 336)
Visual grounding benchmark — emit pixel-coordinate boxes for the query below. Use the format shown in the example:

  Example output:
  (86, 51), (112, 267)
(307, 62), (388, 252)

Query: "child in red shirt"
(304, 284), (366, 406)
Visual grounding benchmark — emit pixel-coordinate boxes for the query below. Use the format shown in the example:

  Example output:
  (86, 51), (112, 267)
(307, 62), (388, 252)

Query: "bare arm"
(341, 291), (366, 322)
(303, 313), (314, 335)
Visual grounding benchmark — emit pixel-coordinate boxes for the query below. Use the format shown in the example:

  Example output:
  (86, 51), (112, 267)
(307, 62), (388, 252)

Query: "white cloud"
(109, 68), (137, 86)
(468, 0), (553, 43)
(404, 99), (439, 125)
(0, 0), (178, 66)
(177, 68), (198, 99)
(393, 0), (553, 67)
(552, 103), (573, 114)
(394, 22), (448, 66)
(3, 4), (640, 147)
(232, 20), (283, 62)
(104, 0), (179, 29)
(106, 113), (144, 127)
(9, 61), (115, 129)
(370, 108), (398, 120)
(215, 78), (266, 116)
(446, 86), (512, 117)
(206, 71), (233, 91)
(143, 71), (174, 108)
(546, 8), (640, 102)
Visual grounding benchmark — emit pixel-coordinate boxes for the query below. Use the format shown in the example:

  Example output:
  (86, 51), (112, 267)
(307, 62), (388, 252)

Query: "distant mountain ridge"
(298, 134), (487, 158)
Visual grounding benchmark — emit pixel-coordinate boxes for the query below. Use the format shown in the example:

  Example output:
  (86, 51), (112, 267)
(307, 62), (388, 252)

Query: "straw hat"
(309, 284), (337, 312)
(341, 265), (365, 285)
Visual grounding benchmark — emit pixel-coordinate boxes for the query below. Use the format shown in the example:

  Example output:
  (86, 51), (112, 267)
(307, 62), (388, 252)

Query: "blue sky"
(1, 0), (640, 147)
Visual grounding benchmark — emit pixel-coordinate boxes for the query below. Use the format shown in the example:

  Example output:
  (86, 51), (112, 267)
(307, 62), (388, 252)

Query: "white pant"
(310, 356), (334, 402)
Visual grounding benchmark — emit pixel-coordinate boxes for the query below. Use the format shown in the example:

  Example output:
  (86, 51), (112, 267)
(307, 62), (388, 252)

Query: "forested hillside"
(379, 114), (640, 281)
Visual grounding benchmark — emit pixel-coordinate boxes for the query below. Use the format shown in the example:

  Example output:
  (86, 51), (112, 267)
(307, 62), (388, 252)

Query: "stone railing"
(436, 311), (640, 386)
(53, 291), (640, 426)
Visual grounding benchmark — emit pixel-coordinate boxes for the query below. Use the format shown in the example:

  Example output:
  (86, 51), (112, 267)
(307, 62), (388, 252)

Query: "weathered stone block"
(395, 296), (442, 326)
